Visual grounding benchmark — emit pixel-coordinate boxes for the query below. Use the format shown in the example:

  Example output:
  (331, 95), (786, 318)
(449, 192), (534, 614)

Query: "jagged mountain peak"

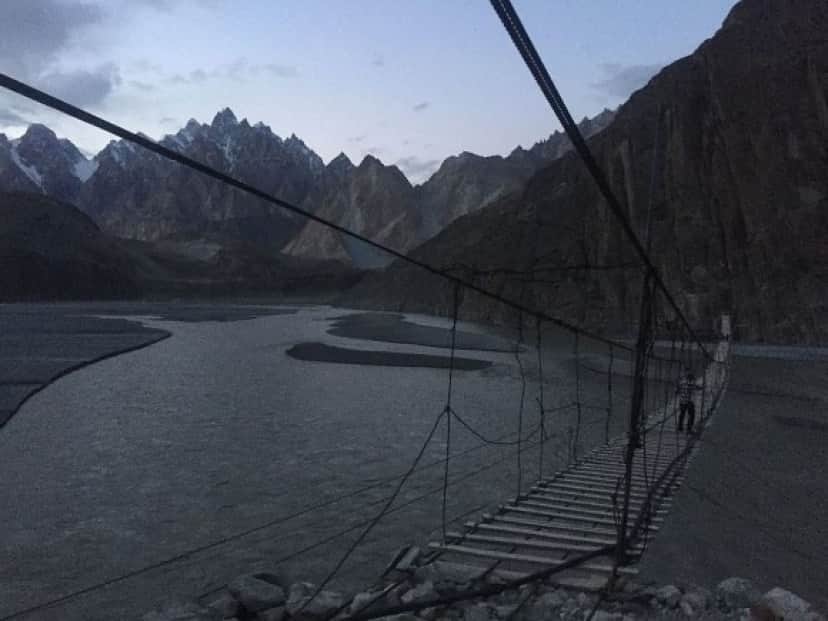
(211, 107), (238, 129)
(328, 152), (354, 173)
(359, 154), (385, 168)
(21, 123), (58, 143)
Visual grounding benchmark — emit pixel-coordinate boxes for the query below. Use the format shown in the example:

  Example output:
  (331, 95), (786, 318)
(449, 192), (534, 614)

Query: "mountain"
(284, 110), (617, 265)
(284, 154), (420, 268)
(79, 109), (324, 246)
(0, 104), (616, 269)
(0, 125), (97, 201)
(0, 191), (360, 301)
(0, 191), (140, 299)
(349, 0), (828, 344)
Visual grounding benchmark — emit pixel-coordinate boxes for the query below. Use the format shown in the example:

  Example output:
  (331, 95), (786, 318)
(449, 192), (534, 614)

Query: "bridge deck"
(425, 337), (730, 590)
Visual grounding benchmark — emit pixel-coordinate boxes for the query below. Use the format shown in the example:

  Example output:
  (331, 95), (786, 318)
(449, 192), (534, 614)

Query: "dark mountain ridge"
(350, 0), (828, 344)
(0, 105), (615, 268)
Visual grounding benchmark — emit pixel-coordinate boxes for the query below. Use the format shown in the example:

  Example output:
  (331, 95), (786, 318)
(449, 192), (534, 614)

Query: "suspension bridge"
(0, 0), (742, 619)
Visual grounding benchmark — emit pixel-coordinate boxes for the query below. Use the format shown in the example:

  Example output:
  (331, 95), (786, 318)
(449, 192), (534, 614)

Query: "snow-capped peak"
(9, 141), (44, 190)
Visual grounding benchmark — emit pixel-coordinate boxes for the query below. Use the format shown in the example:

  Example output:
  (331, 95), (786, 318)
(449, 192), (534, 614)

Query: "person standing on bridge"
(676, 368), (698, 433)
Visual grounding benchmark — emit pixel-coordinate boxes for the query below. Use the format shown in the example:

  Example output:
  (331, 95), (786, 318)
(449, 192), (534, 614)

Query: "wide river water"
(0, 305), (631, 620)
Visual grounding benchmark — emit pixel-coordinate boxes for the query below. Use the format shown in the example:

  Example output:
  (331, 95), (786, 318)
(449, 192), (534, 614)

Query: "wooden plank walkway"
(425, 334), (730, 591)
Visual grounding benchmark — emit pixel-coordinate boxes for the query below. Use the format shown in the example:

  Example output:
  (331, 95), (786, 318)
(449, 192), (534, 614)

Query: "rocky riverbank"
(143, 548), (824, 621)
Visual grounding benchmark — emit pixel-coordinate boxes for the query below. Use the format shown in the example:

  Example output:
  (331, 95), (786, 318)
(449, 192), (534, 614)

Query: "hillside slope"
(350, 0), (828, 344)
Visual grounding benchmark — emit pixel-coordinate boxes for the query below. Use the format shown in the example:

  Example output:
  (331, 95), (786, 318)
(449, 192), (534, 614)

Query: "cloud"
(159, 116), (178, 125)
(261, 63), (299, 78)
(412, 101), (430, 112)
(37, 64), (121, 108)
(0, 107), (29, 126)
(347, 134), (366, 143)
(0, 0), (103, 79)
(590, 63), (663, 99)
(168, 59), (298, 86)
(128, 79), (155, 91)
(0, 2), (119, 109)
(371, 54), (384, 68)
(395, 155), (441, 183)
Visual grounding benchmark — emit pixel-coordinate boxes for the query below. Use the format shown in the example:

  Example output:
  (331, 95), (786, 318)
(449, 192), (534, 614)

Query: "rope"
(488, 0), (712, 362)
(536, 318), (546, 479)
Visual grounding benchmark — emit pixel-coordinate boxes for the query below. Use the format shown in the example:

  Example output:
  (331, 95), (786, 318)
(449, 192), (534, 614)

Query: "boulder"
(400, 580), (437, 605)
(141, 603), (211, 621)
(656, 585), (682, 608)
(205, 592), (240, 618)
(256, 607), (285, 621)
(716, 577), (761, 611)
(285, 583), (344, 619)
(461, 603), (492, 621)
(681, 590), (710, 614)
(760, 587), (822, 621)
(228, 575), (286, 614)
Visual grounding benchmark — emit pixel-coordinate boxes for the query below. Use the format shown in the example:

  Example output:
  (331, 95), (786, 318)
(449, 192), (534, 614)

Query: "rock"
(228, 575), (286, 614)
(349, 590), (386, 615)
(461, 603), (491, 621)
(527, 592), (562, 621)
(384, 545), (422, 576)
(256, 607), (286, 621)
(761, 587), (819, 621)
(656, 585), (682, 608)
(681, 590), (709, 615)
(716, 577), (761, 611)
(431, 561), (489, 584)
(493, 604), (518, 618)
(285, 583), (344, 619)
(591, 612), (624, 621)
(400, 580), (437, 605)
(141, 603), (210, 621)
(680, 600), (695, 617)
(205, 592), (241, 618)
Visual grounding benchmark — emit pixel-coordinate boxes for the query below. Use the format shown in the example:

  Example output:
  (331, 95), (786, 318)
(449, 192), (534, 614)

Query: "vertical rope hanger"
(605, 343), (614, 445)
(536, 318), (546, 480)
(572, 332), (583, 461)
(441, 283), (461, 542)
(513, 310), (527, 497)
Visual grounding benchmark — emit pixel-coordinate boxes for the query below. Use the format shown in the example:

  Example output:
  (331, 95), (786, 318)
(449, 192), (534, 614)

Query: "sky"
(0, 0), (736, 184)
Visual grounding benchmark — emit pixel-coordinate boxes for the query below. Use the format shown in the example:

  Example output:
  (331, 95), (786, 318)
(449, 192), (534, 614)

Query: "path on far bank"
(638, 348), (828, 613)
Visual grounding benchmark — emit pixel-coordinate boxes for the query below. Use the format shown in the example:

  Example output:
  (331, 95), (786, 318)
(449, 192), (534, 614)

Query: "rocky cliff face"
(350, 0), (828, 344)
(284, 111), (617, 263)
(284, 154), (420, 268)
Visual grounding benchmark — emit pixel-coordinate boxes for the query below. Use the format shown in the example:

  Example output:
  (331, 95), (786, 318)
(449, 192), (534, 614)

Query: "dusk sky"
(0, 0), (735, 183)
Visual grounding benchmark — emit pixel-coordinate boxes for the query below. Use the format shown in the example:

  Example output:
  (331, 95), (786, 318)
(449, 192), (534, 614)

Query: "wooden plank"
(559, 466), (653, 481)
(555, 473), (650, 489)
(531, 487), (647, 505)
(521, 497), (669, 520)
(428, 543), (639, 576)
(536, 479), (681, 499)
(527, 491), (673, 513)
(467, 520), (645, 551)
(486, 513), (619, 537)
(514, 501), (664, 526)
(503, 504), (660, 532)
(447, 531), (602, 554)
(541, 481), (653, 498)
